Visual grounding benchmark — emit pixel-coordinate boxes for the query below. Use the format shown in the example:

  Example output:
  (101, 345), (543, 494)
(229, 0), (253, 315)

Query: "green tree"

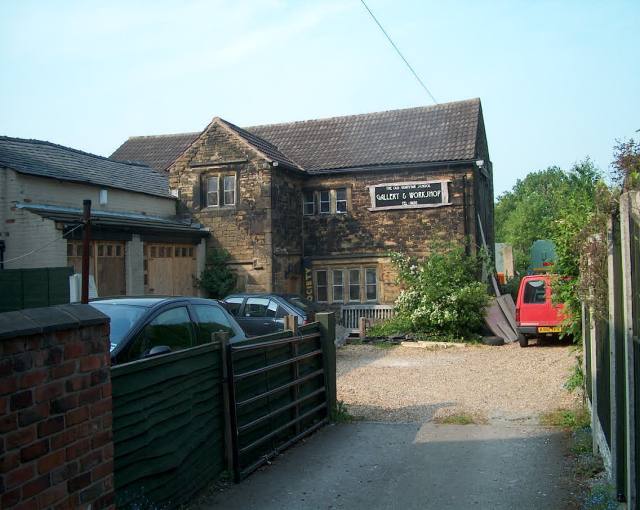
(197, 249), (236, 299)
(495, 161), (601, 272)
(495, 159), (609, 339)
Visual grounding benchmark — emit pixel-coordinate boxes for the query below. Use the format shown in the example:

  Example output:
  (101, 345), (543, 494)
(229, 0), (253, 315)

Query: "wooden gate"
(224, 320), (334, 482)
(145, 243), (196, 296)
(68, 240), (126, 296)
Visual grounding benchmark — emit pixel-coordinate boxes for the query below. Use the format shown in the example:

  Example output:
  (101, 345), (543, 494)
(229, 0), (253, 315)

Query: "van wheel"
(519, 335), (529, 348)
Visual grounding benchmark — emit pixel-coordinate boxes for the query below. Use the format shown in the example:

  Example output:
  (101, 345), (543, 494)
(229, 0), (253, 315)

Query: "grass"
(564, 358), (585, 393)
(581, 483), (618, 510)
(571, 426), (593, 455)
(539, 406), (590, 429)
(372, 341), (400, 350)
(433, 412), (485, 425)
(332, 400), (356, 423)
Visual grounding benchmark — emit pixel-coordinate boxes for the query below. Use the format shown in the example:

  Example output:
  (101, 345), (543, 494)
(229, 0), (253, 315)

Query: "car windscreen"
(283, 296), (320, 312)
(523, 280), (546, 304)
(90, 303), (147, 350)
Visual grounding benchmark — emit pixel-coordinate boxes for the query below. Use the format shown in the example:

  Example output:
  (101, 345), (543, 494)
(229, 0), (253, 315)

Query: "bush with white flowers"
(370, 245), (489, 341)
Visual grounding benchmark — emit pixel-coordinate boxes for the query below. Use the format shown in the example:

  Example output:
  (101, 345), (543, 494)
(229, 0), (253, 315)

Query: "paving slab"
(197, 421), (575, 510)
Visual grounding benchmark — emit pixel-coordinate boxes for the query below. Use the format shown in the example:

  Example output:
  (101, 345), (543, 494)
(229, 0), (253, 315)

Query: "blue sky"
(1, 0), (638, 196)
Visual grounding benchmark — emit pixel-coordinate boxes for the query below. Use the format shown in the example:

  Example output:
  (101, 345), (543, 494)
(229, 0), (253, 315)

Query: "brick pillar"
(0, 304), (113, 510)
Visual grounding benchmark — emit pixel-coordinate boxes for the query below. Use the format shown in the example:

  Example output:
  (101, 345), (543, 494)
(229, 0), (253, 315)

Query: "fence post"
(359, 317), (368, 339)
(284, 315), (298, 333)
(589, 306), (599, 456)
(620, 191), (637, 507)
(608, 213), (628, 501)
(215, 331), (235, 476)
(317, 312), (337, 417)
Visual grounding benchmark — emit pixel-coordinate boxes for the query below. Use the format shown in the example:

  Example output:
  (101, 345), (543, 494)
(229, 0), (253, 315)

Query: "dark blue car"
(222, 294), (323, 336)
(90, 297), (246, 365)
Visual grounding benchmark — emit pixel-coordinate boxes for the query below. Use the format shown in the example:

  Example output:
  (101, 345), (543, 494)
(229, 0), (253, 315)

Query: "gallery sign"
(367, 180), (450, 211)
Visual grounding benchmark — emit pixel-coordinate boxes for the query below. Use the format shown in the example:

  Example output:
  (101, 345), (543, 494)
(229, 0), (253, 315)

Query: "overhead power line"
(3, 223), (83, 265)
(359, 0), (438, 104)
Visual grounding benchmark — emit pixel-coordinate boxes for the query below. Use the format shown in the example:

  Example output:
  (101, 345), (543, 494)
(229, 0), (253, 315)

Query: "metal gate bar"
(226, 327), (329, 482)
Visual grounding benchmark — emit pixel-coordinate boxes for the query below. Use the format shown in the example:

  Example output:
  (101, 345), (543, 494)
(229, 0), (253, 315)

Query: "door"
(238, 297), (284, 336)
(96, 242), (126, 296)
(67, 240), (126, 296)
(145, 243), (196, 296)
(122, 306), (194, 363)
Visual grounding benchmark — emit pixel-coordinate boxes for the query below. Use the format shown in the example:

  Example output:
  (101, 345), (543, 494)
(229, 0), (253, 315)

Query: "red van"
(515, 274), (564, 347)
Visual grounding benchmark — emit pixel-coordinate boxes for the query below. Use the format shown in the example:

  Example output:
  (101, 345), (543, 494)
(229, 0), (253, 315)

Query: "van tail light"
(515, 308), (520, 324)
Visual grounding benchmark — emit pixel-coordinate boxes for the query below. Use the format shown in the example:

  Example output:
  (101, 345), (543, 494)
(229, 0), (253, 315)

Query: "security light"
(475, 160), (484, 168)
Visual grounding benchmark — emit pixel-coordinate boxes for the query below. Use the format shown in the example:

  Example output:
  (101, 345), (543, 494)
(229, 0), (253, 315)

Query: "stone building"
(0, 137), (207, 296)
(111, 98), (494, 308)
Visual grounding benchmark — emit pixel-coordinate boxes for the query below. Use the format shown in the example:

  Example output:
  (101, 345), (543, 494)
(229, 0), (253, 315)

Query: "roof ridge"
(0, 135), (151, 168)
(245, 98), (481, 131)
(217, 118), (304, 170)
(125, 132), (201, 141)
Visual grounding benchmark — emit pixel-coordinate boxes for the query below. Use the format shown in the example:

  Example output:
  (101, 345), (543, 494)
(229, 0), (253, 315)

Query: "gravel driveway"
(337, 341), (580, 424)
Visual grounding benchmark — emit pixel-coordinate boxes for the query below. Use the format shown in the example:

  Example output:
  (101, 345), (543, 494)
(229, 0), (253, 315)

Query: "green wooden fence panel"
(112, 343), (225, 509)
(0, 267), (71, 312)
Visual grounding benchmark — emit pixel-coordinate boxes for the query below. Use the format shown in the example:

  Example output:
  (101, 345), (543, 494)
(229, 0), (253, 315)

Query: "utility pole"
(81, 200), (91, 304)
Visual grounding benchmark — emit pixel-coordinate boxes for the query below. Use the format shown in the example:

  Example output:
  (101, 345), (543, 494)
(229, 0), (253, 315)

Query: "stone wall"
(0, 305), (113, 510)
(168, 122), (274, 292)
(271, 168), (305, 293)
(167, 122), (495, 302)
(302, 166), (476, 258)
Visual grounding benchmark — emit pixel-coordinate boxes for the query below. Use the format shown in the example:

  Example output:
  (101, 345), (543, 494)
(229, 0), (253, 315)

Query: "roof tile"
(0, 136), (171, 198)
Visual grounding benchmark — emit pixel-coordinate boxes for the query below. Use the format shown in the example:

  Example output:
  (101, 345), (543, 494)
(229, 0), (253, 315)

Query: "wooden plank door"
(67, 240), (126, 296)
(145, 243), (196, 296)
(96, 242), (126, 296)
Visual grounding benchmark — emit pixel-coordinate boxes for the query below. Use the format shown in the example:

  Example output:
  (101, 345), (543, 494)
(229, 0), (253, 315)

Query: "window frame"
(365, 268), (378, 302)
(313, 266), (379, 304)
(206, 176), (219, 207)
(332, 269), (345, 303)
(319, 190), (331, 214)
(348, 268), (361, 302)
(303, 190), (315, 216)
(335, 188), (348, 214)
(203, 172), (237, 208)
(315, 270), (328, 303)
(223, 175), (236, 206)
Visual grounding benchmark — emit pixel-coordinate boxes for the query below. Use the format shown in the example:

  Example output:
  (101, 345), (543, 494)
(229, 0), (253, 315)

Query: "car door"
(191, 303), (244, 343)
(121, 305), (195, 362)
(240, 297), (281, 336)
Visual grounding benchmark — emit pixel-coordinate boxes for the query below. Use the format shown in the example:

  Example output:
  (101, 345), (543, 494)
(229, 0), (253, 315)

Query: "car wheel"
(519, 334), (529, 348)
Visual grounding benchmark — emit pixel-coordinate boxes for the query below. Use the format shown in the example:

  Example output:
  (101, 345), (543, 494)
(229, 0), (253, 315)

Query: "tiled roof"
(248, 99), (482, 173)
(110, 98), (484, 174)
(0, 136), (171, 198)
(219, 119), (302, 170)
(110, 132), (200, 173)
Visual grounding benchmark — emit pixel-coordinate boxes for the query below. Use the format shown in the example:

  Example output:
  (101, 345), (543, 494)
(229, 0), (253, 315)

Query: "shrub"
(383, 245), (490, 341)
(197, 249), (236, 299)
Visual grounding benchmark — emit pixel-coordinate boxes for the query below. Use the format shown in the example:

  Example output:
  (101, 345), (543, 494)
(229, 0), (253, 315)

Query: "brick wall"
(0, 304), (113, 510)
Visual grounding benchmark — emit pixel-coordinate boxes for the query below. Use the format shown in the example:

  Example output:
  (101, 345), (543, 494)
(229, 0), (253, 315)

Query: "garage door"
(145, 243), (197, 296)
(67, 240), (126, 296)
